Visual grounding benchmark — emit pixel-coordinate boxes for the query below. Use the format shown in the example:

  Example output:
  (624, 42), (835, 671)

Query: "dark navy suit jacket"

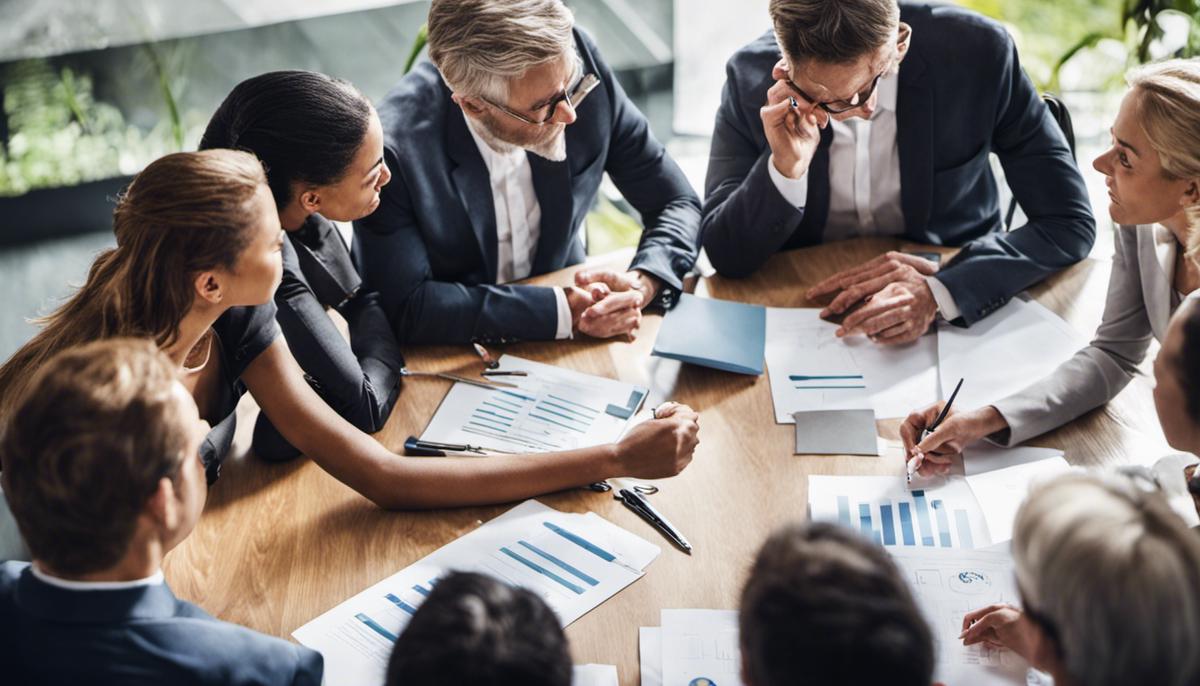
(701, 3), (1095, 325)
(0, 562), (323, 685)
(355, 28), (702, 345)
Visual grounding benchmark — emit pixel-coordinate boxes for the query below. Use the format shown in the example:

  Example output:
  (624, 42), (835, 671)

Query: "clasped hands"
(565, 268), (661, 340)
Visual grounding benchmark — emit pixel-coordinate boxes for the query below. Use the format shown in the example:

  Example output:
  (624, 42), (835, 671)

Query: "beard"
(474, 111), (568, 162)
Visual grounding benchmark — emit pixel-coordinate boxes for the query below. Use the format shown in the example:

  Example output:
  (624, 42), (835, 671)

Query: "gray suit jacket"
(992, 224), (1187, 445)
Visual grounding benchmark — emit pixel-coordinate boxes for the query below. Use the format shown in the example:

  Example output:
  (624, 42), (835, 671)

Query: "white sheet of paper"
(808, 475), (991, 549)
(640, 627), (663, 686)
(661, 609), (744, 686)
(572, 664), (619, 686)
(293, 500), (659, 686)
(890, 548), (1030, 686)
(962, 443), (1066, 476)
(420, 355), (647, 453)
(965, 457), (1072, 543)
(766, 308), (939, 421)
(937, 297), (1084, 408)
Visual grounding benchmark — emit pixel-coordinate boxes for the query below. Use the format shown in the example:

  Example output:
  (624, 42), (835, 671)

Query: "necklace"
(181, 329), (214, 374)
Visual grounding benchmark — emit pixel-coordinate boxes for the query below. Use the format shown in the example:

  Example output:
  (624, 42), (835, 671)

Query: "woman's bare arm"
(242, 340), (698, 509)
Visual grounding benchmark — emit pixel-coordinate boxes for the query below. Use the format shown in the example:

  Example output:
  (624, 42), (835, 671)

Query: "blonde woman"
(960, 471), (1200, 686)
(0, 150), (699, 515)
(902, 58), (1200, 469)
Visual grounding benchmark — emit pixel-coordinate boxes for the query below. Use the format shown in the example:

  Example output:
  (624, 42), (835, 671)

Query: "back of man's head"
(385, 571), (572, 686)
(0, 338), (189, 576)
(739, 522), (934, 686)
(769, 0), (900, 65)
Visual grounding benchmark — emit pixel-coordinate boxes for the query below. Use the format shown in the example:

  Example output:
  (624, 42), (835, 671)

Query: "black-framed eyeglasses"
(785, 22), (911, 115)
(482, 71), (600, 126)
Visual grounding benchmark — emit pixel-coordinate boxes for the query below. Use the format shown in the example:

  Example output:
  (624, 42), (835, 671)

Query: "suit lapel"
(446, 108), (499, 282)
(897, 35), (933, 238)
(528, 151), (575, 275)
(1147, 223), (1177, 340)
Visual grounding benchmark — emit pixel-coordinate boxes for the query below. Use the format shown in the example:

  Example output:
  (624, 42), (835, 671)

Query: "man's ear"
(193, 271), (224, 306)
(145, 477), (179, 531)
(452, 93), (486, 116)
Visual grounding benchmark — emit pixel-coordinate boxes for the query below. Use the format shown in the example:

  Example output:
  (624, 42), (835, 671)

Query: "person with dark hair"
(739, 522), (936, 686)
(704, 0), (1094, 344)
(385, 571), (572, 686)
(1151, 297), (1200, 521)
(199, 70), (403, 461)
(0, 150), (700, 515)
(0, 338), (324, 685)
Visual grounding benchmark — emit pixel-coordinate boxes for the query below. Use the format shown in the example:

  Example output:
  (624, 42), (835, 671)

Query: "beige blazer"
(993, 224), (1188, 445)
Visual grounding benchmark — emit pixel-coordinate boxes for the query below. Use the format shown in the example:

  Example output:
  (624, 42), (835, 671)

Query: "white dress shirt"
(767, 73), (962, 320)
(467, 122), (573, 339)
(32, 564), (165, 590)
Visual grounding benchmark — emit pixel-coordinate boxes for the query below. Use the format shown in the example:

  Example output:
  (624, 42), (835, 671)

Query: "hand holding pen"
(759, 59), (822, 181)
(903, 378), (963, 482)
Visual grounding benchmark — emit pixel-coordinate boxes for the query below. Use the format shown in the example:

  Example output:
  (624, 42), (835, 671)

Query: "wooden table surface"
(164, 237), (1168, 685)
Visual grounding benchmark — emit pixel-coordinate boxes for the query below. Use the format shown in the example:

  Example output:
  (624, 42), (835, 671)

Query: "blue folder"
(651, 293), (766, 375)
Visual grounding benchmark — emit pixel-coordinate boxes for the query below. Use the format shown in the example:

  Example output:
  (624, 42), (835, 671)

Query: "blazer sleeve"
(354, 147), (561, 345)
(933, 33), (1096, 325)
(989, 226), (1153, 445)
(288, 643), (325, 686)
(584, 32), (701, 304)
(700, 60), (808, 278)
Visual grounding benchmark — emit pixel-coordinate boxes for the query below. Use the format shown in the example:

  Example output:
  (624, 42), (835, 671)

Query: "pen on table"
(481, 369), (528, 378)
(403, 436), (516, 457)
(613, 479), (692, 554)
(472, 342), (499, 369)
(906, 377), (965, 483)
(400, 367), (517, 390)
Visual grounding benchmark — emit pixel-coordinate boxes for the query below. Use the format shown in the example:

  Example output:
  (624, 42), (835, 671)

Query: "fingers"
(902, 403), (943, 457)
(837, 294), (910, 336)
(914, 423), (961, 458)
(586, 282), (611, 301)
(580, 307), (642, 339)
(584, 290), (642, 317)
(873, 320), (918, 344)
(890, 252), (940, 275)
(959, 608), (1016, 645)
(962, 604), (1007, 632)
(653, 401), (682, 419)
(576, 268), (636, 292)
(806, 254), (889, 299)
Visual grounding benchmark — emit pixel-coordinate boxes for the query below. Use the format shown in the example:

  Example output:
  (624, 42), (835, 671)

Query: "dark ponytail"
(200, 70), (372, 209)
(1181, 299), (1200, 423)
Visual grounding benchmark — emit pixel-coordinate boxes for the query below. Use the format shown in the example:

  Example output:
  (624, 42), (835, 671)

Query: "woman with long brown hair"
(0, 149), (699, 513)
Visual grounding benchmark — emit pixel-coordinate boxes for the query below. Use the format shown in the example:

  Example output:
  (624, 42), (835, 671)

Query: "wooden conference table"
(164, 237), (1165, 685)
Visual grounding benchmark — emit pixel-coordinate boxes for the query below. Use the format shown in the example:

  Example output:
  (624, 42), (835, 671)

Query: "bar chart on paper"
(293, 500), (661, 686)
(808, 475), (992, 549)
(419, 355), (648, 453)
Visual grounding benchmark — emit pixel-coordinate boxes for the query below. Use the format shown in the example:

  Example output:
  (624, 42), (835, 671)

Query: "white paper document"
(890, 548), (1030, 686)
(572, 664), (619, 686)
(420, 355), (647, 453)
(962, 444), (1066, 477)
(937, 297), (1085, 409)
(765, 308), (939, 421)
(293, 500), (660, 686)
(964, 456), (1071, 543)
(661, 609), (744, 686)
(808, 475), (992, 549)
(640, 626), (663, 686)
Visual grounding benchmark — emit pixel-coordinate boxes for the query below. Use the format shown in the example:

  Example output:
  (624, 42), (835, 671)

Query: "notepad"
(293, 500), (660, 686)
(793, 409), (879, 455)
(651, 293), (766, 375)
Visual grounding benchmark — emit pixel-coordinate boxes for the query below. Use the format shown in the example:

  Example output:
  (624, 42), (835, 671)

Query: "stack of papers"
(891, 548), (1030, 686)
(639, 609), (743, 686)
(765, 307), (939, 421)
(808, 449), (1070, 548)
(419, 355), (647, 453)
(651, 293), (766, 375)
(294, 500), (659, 686)
(938, 296), (1085, 407)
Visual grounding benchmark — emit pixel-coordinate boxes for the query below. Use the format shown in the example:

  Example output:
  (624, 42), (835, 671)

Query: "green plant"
(404, 23), (429, 75)
(1051, 0), (1200, 89)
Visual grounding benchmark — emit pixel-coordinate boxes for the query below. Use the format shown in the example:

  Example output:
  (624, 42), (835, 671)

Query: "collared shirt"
(31, 564), (165, 591)
(768, 73), (962, 320)
(466, 121), (573, 339)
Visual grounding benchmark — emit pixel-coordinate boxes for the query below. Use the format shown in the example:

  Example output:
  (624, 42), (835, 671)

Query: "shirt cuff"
(553, 287), (574, 340)
(766, 154), (809, 208)
(925, 276), (962, 322)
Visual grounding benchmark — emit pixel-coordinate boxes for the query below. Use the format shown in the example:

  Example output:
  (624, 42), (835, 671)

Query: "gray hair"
(769, 0), (899, 65)
(1012, 471), (1200, 686)
(426, 0), (576, 102)
(1126, 58), (1200, 253)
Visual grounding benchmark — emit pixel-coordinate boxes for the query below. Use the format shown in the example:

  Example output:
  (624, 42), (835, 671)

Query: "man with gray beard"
(356, 0), (701, 345)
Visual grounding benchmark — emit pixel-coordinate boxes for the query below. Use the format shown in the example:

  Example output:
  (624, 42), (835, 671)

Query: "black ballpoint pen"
(907, 377), (965, 483)
(615, 484), (692, 554)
